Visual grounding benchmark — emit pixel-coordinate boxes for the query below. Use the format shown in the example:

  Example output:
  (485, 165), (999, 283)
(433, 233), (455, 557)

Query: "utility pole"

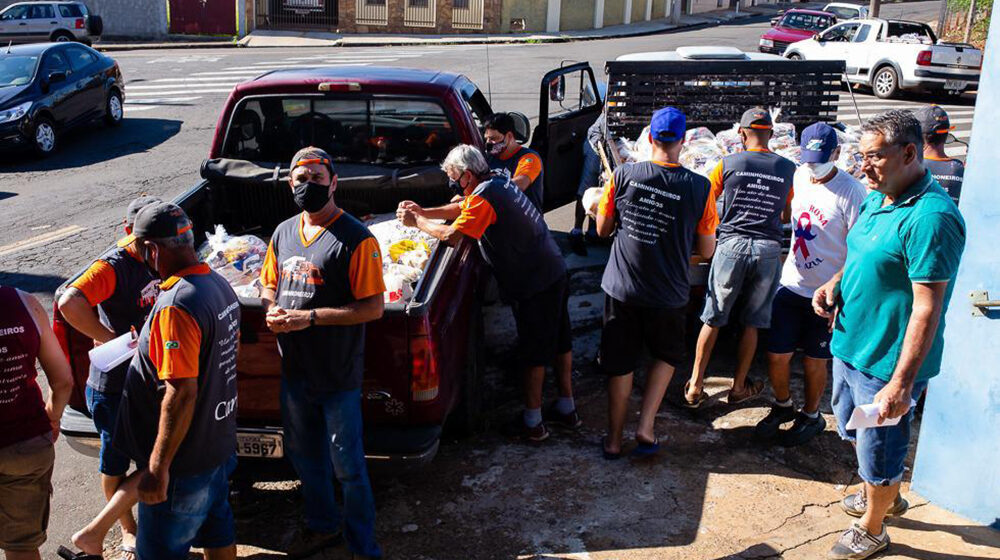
(964, 0), (978, 43)
(869, 0), (880, 18)
(936, 0), (948, 37)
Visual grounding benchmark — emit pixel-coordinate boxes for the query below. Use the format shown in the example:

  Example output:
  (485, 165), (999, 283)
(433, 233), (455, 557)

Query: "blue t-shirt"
(831, 170), (966, 382)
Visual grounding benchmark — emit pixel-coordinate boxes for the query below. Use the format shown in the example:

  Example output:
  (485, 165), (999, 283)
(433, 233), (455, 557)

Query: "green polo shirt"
(831, 170), (965, 383)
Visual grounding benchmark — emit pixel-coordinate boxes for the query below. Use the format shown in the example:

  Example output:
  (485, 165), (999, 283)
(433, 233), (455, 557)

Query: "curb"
(95, 4), (794, 51)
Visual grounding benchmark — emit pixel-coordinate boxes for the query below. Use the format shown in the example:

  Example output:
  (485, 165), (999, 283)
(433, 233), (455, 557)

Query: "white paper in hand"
(88, 331), (138, 373)
(844, 400), (918, 430)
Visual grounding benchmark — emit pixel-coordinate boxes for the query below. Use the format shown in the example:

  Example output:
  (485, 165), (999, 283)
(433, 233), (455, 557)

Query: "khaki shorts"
(0, 434), (55, 552)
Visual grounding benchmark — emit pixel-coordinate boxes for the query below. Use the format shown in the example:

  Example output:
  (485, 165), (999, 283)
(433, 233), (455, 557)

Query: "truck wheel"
(447, 299), (485, 437)
(51, 30), (74, 42)
(104, 89), (123, 126)
(872, 66), (899, 99)
(787, 52), (802, 60)
(32, 117), (57, 157)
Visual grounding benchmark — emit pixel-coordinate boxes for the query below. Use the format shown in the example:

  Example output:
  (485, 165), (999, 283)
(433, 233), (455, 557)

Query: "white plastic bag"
(197, 225), (268, 287)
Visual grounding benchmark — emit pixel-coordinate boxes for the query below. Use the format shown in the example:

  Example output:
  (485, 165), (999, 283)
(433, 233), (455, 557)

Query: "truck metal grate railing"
(604, 59), (846, 139)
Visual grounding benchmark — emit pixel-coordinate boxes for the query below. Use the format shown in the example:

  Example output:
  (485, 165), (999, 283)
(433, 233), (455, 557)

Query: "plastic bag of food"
(389, 239), (430, 263)
(685, 127), (716, 144)
(775, 146), (802, 165)
(197, 225), (268, 287)
(680, 141), (723, 178)
(628, 126), (653, 162)
(715, 124), (744, 155)
(836, 142), (866, 179)
(233, 279), (261, 299)
(399, 248), (430, 271)
(582, 186), (604, 218)
(383, 263), (422, 304)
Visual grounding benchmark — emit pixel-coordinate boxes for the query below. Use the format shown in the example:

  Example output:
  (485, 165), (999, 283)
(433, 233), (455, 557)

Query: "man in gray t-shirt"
(684, 108), (796, 409)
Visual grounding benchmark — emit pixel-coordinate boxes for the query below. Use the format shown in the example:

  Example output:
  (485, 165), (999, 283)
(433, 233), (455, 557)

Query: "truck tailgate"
(931, 45), (982, 70)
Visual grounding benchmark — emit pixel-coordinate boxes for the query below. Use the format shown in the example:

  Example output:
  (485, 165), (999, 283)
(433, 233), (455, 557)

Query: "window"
(408, 0), (429, 6)
(820, 23), (859, 42)
(548, 68), (599, 119)
(58, 4), (85, 17)
(826, 6), (858, 20)
(65, 47), (98, 71)
(854, 24), (870, 42)
(28, 4), (55, 18)
(224, 97), (457, 165)
(40, 52), (70, 76)
(1, 5), (30, 19)
(364, 0), (385, 5)
(883, 21), (935, 43)
(0, 54), (38, 87)
(780, 13), (834, 31)
(454, 0), (469, 8)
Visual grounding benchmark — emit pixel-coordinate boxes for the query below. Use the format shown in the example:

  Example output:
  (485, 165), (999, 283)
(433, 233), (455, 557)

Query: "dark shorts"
(767, 287), (832, 360)
(0, 434), (54, 552)
(599, 295), (686, 376)
(85, 386), (131, 477)
(511, 276), (573, 368)
(137, 455), (237, 560)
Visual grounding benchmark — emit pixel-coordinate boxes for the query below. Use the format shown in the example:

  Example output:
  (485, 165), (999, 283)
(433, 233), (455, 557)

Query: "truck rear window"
(223, 96), (458, 166)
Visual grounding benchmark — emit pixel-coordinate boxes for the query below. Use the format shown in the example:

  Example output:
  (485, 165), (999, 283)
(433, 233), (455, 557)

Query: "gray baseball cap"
(132, 202), (192, 240)
(125, 196), (163, 229)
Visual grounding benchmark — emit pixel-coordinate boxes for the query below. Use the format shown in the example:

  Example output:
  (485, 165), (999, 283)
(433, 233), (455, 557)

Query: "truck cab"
(55, 63), (602, 469)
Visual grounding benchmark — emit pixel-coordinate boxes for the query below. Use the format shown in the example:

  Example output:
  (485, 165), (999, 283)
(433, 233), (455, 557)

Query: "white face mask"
(805, 161), (837, 180)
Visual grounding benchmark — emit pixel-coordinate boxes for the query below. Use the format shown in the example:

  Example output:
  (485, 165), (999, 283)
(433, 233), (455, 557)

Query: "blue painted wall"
(911, 1), (1000, 530)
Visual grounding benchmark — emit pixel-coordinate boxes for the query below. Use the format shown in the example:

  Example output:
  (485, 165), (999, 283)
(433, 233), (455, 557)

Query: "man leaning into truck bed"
(260, 147), (385, 560)
(397, 145), (580, 443)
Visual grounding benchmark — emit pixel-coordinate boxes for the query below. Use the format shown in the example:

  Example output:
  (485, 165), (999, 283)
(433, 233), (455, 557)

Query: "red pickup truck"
(55, 63), (603, 468)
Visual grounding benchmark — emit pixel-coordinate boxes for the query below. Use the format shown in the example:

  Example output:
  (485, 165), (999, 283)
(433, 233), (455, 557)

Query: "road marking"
(125, 96), (204, 103)
(126, 83), (242, 90)
(837, 111), (974, 123)
(147, 77), (252, 82)
(190, 63), (371, 76)
(124, 105), (161, 112)
(222, 62), (391, 70)
(126, 89), (235, 97)
(255, 54), (425, 64)
(946, 145), (968, 157)
(0, 225), (85, 258)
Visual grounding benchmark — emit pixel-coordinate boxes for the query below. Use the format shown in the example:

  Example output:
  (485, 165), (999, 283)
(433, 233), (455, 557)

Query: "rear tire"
(787, 52), (803, 60)
(872, 66), (900, 99)
(104, 89), (123, 126)
(32, 117), (57, 157)
(51, 30), (74, 42)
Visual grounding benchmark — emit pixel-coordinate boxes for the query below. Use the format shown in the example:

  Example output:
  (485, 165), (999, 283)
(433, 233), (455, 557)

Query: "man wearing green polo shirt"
(812, 110), (965, 560)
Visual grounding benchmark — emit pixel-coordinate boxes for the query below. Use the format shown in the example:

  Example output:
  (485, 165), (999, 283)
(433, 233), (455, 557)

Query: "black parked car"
(0, 42), (123, 156)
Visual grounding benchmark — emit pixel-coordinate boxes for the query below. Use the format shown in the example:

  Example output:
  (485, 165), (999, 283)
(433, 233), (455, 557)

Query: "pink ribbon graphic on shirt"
(793, 211), (817, 259)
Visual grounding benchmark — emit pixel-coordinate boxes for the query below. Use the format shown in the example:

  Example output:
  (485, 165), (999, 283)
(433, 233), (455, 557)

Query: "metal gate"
(404, 0), (436, 27)
(169, 0), (237, 35)
(356, 0), (389, 25)
(452, 0), (483, 29)
(255, 0), (338, 30)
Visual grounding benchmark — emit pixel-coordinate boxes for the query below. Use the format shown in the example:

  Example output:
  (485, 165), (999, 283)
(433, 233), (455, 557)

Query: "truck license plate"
(944, 79), (968, 90)
(236, 433), (283, 458)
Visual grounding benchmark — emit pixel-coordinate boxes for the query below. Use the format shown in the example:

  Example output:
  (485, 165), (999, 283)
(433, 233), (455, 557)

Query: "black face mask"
(485, 140), (506, 156)
(448, 178), (465, 197)
(293, 181), (331, 213)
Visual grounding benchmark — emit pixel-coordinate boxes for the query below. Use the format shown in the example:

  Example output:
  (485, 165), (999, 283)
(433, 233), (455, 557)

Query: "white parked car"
(0, 1), (102, 45)
(822, 2), (869, 21)
(784, 18), (982, 98)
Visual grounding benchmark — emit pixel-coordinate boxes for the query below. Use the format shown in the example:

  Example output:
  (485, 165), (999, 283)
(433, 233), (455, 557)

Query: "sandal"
(631, 436), (660, 457)
(120, 544), (137, 560)
(683, 381), (706, 409)
(57, 546), (103, 560)
(726, 378), (764, 405)
(601, 436), (623, 460)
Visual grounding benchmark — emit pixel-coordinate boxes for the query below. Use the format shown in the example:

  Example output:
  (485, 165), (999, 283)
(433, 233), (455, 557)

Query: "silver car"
(0, 2), (102, 45)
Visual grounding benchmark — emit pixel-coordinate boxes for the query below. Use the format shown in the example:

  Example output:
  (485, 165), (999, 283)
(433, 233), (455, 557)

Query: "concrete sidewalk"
(95, 2), (800, 51)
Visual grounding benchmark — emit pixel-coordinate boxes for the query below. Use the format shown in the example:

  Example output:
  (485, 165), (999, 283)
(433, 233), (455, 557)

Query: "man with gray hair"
(397, 144), (579, 442)
(812, 110), (965, 559)
(114, 202), (242, 560)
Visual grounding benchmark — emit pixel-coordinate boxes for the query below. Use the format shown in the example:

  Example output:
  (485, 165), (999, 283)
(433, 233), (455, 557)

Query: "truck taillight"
(410, 335), (439, 402)
(917, 51), (933, 66)
(75, 18), (85, 29)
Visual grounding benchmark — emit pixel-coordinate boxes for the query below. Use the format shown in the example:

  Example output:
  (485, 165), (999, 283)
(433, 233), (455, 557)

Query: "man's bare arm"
(57, 288), (116, 343)
(149, 378), (198, 478)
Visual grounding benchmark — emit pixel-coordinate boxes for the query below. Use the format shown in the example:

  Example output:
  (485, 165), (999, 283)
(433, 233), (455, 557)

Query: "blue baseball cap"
(649, 107), (686, 143)
(799, 122), (839, 164)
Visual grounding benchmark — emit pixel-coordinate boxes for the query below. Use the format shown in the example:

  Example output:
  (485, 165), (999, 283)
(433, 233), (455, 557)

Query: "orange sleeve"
(70, 260), (117, 306)
(349, 237), (386, 300)
(260, 240), (279, 291)
(597, 174), (616, 218)
(452, 194), (497, 240)
(148, 306), (202, 380)
(708, 161), (725, 203)
(514, 153), (542, 182)
(696, 188), (720, 235)
(787, 186), (795, 205)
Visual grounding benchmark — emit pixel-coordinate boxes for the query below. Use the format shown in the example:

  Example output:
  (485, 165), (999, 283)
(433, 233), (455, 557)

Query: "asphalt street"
(0, 2), (978, 557)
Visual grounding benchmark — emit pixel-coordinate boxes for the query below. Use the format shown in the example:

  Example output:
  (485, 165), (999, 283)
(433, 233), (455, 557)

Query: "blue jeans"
(701, 236), (783, 328)
(281, 377), (382, 558)
(137, 455), (237, 560)
(85, 386), (131, 477)
(831, 358), (927, 486)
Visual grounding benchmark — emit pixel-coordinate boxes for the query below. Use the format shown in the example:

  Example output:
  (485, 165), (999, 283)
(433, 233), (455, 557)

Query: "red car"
(55, 64), (602, 472)
(759, 9), (837, 55)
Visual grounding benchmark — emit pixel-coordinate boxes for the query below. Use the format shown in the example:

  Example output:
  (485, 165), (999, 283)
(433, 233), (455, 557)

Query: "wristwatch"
(309, 309), (317, 327)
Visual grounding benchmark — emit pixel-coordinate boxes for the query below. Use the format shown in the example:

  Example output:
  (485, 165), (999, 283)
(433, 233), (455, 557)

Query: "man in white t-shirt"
(755, 122), (868, 446)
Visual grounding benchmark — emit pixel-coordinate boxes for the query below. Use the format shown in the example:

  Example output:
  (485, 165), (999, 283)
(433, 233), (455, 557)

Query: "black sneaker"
(753, 404), (797, 441)
(544, 401), (583, 429)
(779, 411), (827, 447)
(569, 229), (588, 256)
(503, 415), (550, 443)
(287, 528), (342, 559)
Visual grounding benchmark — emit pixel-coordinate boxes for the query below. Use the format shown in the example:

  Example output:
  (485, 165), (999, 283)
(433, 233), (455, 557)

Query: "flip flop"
(120, 544), (137, 560)
(683, 381), (706, 409)
(57, 546), (103, 560)
(601, 436), (623, 460)
(631, 437), (660, 457)
(727, 378), (765, 405)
